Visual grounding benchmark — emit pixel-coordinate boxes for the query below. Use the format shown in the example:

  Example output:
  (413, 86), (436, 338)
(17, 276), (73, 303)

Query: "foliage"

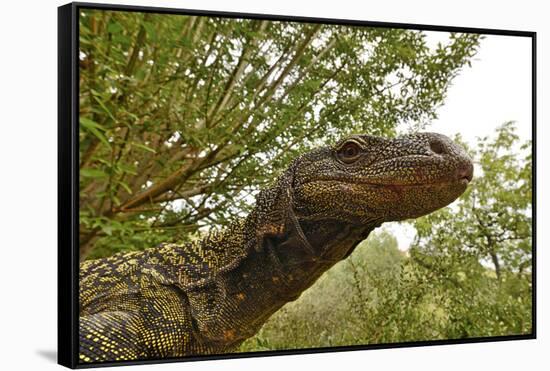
(239, 123), (532, 351)
(409, 122), (532, 337)
(78, 10), (480, 259)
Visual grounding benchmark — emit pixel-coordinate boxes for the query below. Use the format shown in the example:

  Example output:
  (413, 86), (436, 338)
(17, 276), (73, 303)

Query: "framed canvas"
(58, 2), (536, 368)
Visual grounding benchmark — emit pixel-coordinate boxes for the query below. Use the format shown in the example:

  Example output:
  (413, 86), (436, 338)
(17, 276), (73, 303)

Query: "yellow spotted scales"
(79, 133), (473, 363)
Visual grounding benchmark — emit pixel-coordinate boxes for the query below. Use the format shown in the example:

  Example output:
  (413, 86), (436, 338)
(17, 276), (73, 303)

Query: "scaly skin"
(79, 132), (473, 363)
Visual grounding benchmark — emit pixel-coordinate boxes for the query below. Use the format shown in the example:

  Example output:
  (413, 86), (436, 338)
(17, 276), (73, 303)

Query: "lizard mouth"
(304, 172), (472, 190)
(380, 179), (469, 188)
(359, 156), (474, 188)
(319, 163), (474, 188)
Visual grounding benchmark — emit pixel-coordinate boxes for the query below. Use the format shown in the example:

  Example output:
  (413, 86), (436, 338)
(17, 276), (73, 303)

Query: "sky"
(386, 33), (533, 251)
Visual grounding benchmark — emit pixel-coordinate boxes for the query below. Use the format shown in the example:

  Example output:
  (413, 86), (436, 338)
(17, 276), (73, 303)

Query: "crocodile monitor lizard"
(79, 132), (473, 363)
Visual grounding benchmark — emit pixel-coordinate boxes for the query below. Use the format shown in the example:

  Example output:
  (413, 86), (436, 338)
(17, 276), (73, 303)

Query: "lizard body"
(79, 132), (473, 362)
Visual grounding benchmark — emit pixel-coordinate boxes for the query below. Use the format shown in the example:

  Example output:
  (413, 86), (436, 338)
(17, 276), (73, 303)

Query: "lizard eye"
(337, 141), (361, 164)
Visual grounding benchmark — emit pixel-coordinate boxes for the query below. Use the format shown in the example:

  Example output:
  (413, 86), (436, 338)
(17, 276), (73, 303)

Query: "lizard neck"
(184, 215), (376, 352)
(256, 217), (376, 299)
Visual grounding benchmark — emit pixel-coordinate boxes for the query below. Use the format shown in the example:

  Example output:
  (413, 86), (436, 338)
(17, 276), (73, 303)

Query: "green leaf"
(143, 22), (157, 41)
(107, 21), (123, 34)
(101, 224), (113, 236)
(118, 163), (138, 175)
(118, 181), (133, 195)
(80, 117), (105, 130)
(80, 117), (111, 148)
(112, 195), (121, 207)
(91, 92), (117, 122)
(131, 142), (157, 153)
(81, 168), (108, 178)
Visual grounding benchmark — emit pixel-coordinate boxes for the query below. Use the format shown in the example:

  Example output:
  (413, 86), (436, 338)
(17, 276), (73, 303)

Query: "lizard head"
(251, 132), (473, 258)
(292, 132), (473, 224)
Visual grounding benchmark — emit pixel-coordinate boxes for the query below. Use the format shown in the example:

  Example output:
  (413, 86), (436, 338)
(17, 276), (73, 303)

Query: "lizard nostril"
(429, 139), (446, 155)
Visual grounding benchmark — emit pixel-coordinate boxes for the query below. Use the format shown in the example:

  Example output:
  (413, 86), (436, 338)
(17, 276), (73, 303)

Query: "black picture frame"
(58, 2), (537, 368)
